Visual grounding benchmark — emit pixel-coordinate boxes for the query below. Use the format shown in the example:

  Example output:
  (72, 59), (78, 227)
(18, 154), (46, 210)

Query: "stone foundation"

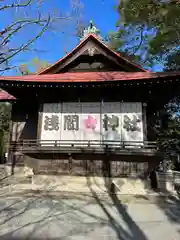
(156, 170), (180, 193)
(5, 165), (33, 177)
(4, 160), (151, 194)
(4, 151), (159, 194)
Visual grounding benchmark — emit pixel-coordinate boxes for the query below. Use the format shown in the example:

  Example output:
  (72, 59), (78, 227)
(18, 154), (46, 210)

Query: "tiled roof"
(0, 90), (16, 101)
(0, 71), (179, 83)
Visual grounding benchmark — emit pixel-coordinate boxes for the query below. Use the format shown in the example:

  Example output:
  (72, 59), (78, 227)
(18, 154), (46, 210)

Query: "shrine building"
(1, 22), (180, 183)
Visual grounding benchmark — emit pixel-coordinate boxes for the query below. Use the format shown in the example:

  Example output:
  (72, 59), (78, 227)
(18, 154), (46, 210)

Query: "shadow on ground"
(155, 193), (180, 223)
(0, 181), (148, 240)
(86, 175), (148, 240)
(0, 169), (180, 239)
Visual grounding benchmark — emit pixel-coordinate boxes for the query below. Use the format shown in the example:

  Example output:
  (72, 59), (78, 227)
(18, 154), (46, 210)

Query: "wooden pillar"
(37, 103), (43, 142)
(6, 102), (15, 165)
(142, 103), (147, 141)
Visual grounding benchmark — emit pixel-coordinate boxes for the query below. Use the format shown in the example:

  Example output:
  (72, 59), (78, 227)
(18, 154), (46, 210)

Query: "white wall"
(40, 103), (61, 144)
(40, 102), (144, 145)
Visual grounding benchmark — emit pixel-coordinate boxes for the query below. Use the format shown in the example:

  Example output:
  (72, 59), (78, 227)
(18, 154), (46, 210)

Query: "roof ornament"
(80, 20), (103, 41)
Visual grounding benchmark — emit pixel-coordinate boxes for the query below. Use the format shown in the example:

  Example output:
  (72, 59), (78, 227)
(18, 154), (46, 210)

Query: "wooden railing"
(8, 139), (158, 151)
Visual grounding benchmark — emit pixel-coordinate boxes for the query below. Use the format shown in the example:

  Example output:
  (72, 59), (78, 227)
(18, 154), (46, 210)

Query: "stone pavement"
(0, 174), (179, 239)
(0, 193), (179, 240)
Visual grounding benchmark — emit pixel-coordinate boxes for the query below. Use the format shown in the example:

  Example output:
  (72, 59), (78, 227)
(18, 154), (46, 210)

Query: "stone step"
(33, 175), (108, 184)
(32, 175), (151, 195)
(0, 176), (31, 186)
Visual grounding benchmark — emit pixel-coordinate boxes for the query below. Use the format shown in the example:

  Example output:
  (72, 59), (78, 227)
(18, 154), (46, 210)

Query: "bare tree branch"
(0, 15), (70, 39)
(0, 65), (17, 74)
(0, 0), (33, 11)
(0, 0), (84, 72)
(0, 15), (51, 65)
(0, 18), (48, 47)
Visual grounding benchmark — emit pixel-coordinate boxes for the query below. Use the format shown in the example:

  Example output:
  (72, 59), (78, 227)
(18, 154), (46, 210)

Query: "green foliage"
(110, 0), (180, 69)
(19, 57), (52, 75)
(110, 1), (180, 168)
(19, 64), (31, 75)
(164, 51), (180, 71)
(155, 97), (180, 159)
(0, 103), (11, 132)
(0, 130), (4, 163)
(108, 24), (154, 68)
(0, 102), (11, 161)
(119, 0), (180, 54)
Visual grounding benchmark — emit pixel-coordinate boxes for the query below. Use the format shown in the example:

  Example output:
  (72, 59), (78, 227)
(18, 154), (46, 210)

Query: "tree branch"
(0, 0), (83, 72)
(0, 15), (51, 65)
(0, 65), (18, 76)
(0, 18), (47, 47)
(0, 0), (33, 11)
(132, 28), (144, 55)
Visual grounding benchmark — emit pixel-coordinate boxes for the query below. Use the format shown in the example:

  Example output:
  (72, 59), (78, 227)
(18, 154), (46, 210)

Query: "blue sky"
(34, 0), (119, 63)
(0, 0), (119, 75)
(0, 0), (163, 75)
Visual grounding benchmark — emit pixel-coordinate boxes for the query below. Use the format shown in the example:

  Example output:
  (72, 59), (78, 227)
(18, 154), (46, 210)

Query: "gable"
(60, 53), (125, 72)
(39, 34), (147, 75)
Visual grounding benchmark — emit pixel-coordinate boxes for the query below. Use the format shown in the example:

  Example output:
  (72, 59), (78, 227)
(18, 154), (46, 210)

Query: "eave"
(0, 90), (16, 101)
(0, 71), (180, 84)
